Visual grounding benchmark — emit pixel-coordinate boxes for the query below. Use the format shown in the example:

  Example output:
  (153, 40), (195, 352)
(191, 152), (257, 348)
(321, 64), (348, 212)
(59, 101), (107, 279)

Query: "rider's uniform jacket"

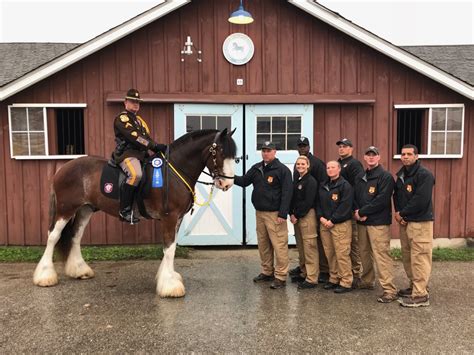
(353, 165), (394, 226)
(393, 160), (435, 222)
(113, 110), (156, 163)
(234, 158), (293, 219)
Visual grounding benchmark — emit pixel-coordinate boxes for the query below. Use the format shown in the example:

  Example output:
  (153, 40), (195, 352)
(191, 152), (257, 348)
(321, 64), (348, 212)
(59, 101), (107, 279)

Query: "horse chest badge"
(267, 176), (273, 183)
(331, 193), (339, 201)
(151, 158), (164, 188)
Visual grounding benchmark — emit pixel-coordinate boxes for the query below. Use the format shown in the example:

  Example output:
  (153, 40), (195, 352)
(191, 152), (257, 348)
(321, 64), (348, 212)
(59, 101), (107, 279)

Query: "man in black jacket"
(337, 138), (364, 286)
(354, 146), (397, 303)
(234, 141), (293, 289)
(394, 144), (435, 308)
(290, 137), (330, 283)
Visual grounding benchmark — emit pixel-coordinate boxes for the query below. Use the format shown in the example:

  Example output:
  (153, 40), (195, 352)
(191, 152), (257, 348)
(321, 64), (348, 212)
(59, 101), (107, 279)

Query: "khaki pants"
(358, 225), (397, 295)
(350, 219), (362, 278)
(294, 209), (319, 284)
(120, 157), (143, 186)
(320, 220), (353, 288)
(399, 221), (433, 297)
(256, 211), (289, 281)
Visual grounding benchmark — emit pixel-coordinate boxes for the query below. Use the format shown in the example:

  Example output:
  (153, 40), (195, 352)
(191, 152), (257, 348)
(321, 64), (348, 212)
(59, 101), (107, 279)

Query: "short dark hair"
(401, 144), (418, 155)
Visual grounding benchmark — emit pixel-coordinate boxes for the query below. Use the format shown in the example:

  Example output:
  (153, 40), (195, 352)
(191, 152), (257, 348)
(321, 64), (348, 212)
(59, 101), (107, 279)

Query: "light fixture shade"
(228, 1), (254, 24)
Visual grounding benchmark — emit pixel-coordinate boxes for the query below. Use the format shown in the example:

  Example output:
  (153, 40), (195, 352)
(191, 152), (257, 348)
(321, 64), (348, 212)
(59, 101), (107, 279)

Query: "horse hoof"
(157, 279), (186, 298)
(33, 271), (59, 287)
(65, 262), (95, 280)
(159, 286), (186, 298)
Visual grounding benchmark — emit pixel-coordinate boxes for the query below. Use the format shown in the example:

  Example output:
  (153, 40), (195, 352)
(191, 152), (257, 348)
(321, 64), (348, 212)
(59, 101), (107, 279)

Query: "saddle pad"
(100, 163), (122, 200)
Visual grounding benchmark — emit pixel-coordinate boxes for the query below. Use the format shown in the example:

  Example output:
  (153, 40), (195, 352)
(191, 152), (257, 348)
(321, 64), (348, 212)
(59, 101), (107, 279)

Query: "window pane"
(217, 116), (231, 131)
(202, 116), (216, 130)
(287, 116), (301, 133)
(272, 134), (286, 150)
(28, 108), (44, 131)
(256, 134), (270, 150)
(11, 133), (29, 155)
(430, 132), (445, 154)
(446, 132), (462, 154)
(272, 117), (286, 133)
(30, 133), (46, 155)
(10, 108), (27, 131)
(447, 107), (462, 131)
(287, 134), (300, 150)
(256, 117), (270, 133)
(431, 108), (446, 131)
(186, 116), (200, 132)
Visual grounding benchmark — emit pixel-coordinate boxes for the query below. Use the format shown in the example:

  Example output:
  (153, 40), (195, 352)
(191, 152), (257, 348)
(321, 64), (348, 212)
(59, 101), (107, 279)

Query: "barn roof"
(0, 0), (472, 100)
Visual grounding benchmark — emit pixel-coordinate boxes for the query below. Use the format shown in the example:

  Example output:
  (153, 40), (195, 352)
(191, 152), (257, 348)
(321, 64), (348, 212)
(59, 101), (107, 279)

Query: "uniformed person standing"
(289, 155), (319, 289)
(290, 137), (330, 283)
(336, 138), (364, 287)
(394, 144), (435, 308)
(354, 146), (398, 303)
(317, 161), (354, 293)
(113, 89), (167, 223)
(234, 141), (293, 289)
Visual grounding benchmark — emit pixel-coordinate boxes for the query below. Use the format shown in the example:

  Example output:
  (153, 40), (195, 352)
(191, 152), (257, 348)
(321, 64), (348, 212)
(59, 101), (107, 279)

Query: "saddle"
(100, 157), (164, 219)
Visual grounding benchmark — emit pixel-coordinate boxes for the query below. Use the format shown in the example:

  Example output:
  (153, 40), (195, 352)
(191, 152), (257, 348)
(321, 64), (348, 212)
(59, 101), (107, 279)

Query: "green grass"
(0, 245), (189, 263)
(390, 247), (474, 262)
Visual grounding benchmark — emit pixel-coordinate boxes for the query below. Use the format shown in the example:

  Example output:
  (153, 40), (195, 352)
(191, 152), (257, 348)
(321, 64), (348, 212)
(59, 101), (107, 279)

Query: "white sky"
(0, 0), (472, 45)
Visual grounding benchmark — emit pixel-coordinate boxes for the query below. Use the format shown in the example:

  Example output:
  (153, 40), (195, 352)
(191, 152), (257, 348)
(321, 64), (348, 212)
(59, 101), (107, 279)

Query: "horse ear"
(230, 128), (237, 136)
(221, 128), (228, 136)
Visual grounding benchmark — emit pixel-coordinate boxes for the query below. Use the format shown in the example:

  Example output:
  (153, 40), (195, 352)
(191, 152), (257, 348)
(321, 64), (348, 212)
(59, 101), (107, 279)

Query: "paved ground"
(0, 248), (472, 353)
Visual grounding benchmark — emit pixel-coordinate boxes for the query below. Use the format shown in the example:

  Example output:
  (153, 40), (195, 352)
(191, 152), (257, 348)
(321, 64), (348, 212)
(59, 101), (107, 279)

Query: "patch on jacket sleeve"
(120, 114), (129, 122)
(136, 136), (149, 146)
(131, 131), (138, 137)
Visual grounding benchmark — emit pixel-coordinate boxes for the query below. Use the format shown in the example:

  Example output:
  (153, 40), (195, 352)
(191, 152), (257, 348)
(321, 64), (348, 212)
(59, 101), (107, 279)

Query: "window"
(186, 115), (231, 132)
(8, 104), (87, 159)
(256, 115), (301, 150)
(394, 104), (464, 158)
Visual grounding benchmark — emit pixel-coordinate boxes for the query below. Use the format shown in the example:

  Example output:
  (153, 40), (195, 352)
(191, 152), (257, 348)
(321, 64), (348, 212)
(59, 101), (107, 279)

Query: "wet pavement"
(0, 248), (473, 353)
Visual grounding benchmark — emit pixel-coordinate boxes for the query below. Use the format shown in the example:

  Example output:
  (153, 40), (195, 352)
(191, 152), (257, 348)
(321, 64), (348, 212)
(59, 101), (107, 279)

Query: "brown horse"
(33, 129), (237, 297)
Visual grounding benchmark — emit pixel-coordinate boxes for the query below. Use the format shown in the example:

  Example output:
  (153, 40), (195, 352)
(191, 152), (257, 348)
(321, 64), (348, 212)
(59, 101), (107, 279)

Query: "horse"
(33, 129), (237, 297)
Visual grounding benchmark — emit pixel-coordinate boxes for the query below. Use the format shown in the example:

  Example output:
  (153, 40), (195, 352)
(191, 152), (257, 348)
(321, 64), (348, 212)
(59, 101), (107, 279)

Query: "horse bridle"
(200, 133), (235, 183)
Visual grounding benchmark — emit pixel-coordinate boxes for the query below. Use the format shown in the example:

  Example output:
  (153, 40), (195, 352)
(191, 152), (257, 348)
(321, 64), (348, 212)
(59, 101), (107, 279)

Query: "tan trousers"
(399, 221), (433, 297)
(320, 220), (353, 288)
(256, 211), (289, 281)
(294, 209), (319, 284)
(350, 219), (362, 278)
(120, 157), (143, 186)
(358, 225), (397, 295)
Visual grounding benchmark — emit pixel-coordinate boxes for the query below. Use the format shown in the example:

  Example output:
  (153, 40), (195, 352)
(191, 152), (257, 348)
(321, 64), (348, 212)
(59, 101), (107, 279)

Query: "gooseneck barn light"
(228, 0), (254, 24)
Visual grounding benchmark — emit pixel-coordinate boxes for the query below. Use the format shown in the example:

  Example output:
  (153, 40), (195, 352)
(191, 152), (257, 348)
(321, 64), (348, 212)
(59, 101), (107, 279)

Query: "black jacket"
(393, 161), (435, 222)
(293, 153), (327, 185)
(235, 158), (293, 219)
(317, 176), (353, 224)
(338, 156), (364, 187)
(354, 165), (394, 226)
(290, 173), (318, 219)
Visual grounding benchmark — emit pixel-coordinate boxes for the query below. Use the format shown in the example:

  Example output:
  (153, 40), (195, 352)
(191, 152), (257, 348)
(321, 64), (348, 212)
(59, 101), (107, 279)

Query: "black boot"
(119, 184), (140, 224)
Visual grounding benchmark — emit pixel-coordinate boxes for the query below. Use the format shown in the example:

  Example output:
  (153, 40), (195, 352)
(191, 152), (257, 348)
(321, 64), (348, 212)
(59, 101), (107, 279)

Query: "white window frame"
(393, 104), (465, 159)
(8, 103), (87, 160)
(256, 115), (303, 150)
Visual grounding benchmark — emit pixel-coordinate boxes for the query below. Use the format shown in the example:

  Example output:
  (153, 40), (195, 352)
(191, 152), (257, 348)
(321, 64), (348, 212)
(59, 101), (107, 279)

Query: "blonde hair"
(296, 156), (311, 172)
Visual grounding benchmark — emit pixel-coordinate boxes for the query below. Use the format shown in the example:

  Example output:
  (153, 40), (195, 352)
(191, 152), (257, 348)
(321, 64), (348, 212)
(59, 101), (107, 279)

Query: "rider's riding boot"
(119, 184), (140, 224)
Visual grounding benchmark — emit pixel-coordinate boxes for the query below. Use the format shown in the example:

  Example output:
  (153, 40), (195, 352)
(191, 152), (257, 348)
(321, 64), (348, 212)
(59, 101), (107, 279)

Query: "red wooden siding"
(0, 0), (472, 244)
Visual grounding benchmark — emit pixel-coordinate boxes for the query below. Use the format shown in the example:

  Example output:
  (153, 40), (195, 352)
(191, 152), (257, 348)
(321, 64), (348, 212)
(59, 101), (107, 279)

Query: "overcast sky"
(0, 0), (472, 45)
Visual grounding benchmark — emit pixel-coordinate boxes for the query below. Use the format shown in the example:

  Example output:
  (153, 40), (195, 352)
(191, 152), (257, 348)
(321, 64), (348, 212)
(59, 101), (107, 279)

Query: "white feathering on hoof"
(156, 242), (185, 298)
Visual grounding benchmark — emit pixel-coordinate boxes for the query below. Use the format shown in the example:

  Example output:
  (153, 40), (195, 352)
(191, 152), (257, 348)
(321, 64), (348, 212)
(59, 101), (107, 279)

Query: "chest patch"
(406, 184), (413, 192)
(267, 176), (273, 183)
(368, 186), (376, 194)
(297, 184), (302, 190)
(331, 193), (339, 201)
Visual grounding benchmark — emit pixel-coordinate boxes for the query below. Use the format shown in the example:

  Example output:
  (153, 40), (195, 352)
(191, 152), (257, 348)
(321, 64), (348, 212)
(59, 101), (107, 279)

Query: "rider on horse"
(113, 88), (167, 224)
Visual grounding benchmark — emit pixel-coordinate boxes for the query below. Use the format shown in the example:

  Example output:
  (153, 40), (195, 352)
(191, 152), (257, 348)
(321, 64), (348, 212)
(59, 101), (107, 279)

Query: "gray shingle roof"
(0, 43), (79, 87)
(402, 45), (474, 86)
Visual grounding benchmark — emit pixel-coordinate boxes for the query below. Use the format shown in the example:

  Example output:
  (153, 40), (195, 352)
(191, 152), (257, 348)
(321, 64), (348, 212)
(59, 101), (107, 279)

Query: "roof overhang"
(289, 0), (473, 100)
(0, 0), (190, 101)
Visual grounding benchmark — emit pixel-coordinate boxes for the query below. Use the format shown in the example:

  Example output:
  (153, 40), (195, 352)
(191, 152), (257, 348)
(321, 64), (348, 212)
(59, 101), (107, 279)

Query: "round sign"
(222, 33), (255, 66)
(151, 158), (163, 168)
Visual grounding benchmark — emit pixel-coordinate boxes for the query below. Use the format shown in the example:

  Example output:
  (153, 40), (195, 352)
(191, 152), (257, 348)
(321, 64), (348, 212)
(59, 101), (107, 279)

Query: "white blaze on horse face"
(216, 158), (235, 191)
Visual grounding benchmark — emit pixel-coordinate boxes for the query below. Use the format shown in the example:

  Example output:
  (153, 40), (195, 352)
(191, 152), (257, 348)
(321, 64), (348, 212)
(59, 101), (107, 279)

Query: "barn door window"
(256, 115), (302, 150)
(8, 104), (87, 160)
(185, 115), (231, 132)
(394, 104), (464, 158)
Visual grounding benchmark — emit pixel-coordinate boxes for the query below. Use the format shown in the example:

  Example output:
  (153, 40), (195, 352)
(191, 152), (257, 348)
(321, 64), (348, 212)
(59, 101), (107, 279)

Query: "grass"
(0, 245), (189, 263)
(390, 247), (474, 262)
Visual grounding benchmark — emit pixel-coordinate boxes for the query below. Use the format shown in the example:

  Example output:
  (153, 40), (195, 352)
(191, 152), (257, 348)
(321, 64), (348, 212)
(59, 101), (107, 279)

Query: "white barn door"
(174, 104), (244, 245)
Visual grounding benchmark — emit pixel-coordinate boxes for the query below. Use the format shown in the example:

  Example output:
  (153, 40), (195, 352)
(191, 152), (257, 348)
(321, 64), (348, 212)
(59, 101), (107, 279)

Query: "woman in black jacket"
(317, 161), (354, 293)
(290, 156), (319, 289)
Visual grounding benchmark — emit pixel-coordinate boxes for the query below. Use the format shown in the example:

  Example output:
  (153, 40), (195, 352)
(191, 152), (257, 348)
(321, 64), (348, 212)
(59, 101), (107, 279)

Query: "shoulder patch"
(131, 131), (138, 137)
(120, 114), (129, 122)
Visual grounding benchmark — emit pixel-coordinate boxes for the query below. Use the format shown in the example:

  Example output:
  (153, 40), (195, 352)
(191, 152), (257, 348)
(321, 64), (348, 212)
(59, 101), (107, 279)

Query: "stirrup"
(119, 209), (140, 224)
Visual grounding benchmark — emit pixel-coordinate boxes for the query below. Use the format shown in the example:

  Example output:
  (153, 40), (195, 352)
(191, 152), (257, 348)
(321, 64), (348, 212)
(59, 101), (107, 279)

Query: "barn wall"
(0, 0), (472, 244)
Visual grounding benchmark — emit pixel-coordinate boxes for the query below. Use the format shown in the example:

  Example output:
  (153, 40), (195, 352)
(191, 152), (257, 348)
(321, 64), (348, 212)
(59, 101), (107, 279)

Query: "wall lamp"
(228, 0), (254, 24)
(180, 35), (202, 62)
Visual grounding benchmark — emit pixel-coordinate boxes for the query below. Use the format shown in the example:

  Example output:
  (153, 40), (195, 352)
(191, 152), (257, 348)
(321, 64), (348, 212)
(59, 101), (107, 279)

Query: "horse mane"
(171, 129), (237, 159)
